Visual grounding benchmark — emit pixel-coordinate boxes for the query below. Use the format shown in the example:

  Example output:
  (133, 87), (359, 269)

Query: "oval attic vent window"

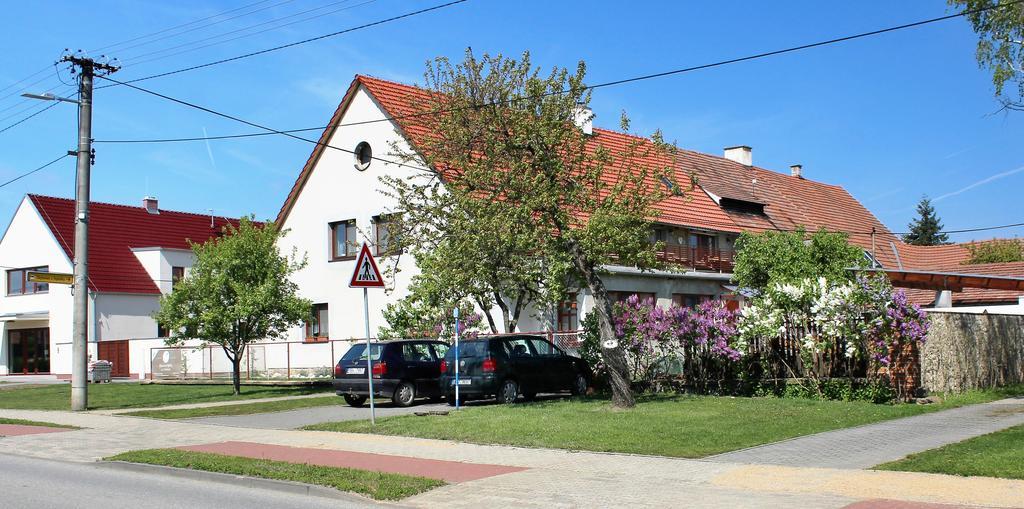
(354, 141), (372, 171)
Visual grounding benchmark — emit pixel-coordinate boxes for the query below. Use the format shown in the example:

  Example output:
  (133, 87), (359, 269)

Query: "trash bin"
(89, 360), (112, 383)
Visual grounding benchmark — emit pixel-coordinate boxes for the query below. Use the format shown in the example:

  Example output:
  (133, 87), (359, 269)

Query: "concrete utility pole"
(63, 55), (117, 411)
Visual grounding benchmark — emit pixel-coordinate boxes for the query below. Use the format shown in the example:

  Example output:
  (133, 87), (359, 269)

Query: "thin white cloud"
(203, 127), (217, 170)
(933, 165), (1024, 202)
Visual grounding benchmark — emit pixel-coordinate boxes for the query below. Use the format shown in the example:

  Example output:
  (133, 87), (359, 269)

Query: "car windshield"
(443, 341), (488, 359)
(341, 343), (383, 362)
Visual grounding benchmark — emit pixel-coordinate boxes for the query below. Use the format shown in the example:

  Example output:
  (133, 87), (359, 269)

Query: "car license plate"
(346, 367), (365, 375)
(458, 379), (471, 385)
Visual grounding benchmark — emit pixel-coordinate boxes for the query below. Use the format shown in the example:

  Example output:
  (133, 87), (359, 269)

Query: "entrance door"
(97, 340), (130, 378)
(8, 328), (50, 374)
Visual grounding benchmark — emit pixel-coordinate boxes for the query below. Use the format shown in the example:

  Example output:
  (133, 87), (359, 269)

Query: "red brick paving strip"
(0, 424), (72, 436)
(843, 500), (984, 509)
(178, 441), (527, 483)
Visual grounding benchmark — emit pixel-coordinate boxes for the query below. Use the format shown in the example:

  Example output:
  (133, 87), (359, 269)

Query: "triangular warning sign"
(349, 243), (386, 288)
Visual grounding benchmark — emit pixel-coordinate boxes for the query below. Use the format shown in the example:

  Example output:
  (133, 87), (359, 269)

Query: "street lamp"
(22, 92), (80, 104)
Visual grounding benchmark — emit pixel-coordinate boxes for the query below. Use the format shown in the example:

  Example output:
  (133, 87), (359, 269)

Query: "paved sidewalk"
(96, 393), (334, 415)
(1, 408), (1023, 508)
(708, 397), (1024, 469)
(184, 401), (450, 429)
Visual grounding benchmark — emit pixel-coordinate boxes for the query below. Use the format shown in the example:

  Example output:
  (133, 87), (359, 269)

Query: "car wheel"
(392, 382), (416, 407)
(446, 395), (463, 407)
(571, 373), (588, 396)
(496, 379), (519, 404)
(343, 394), (367, 407)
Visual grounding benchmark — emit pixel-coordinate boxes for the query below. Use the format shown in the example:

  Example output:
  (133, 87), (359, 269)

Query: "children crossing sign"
(349, 243), (385, 288)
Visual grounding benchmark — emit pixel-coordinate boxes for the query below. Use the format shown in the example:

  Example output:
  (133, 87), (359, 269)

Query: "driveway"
(183, 398), (451, 429)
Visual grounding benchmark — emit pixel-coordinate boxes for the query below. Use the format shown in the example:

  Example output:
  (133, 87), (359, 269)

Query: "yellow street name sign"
(27, 271), (74, 285)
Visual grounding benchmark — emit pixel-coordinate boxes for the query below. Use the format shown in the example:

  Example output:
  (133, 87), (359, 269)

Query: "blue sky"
(1, 0), (1021, 242)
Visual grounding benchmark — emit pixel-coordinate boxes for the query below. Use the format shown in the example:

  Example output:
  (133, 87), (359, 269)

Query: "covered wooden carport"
(857, 268), (1024, 307)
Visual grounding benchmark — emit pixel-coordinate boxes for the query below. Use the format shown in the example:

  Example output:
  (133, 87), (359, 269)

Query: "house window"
(556, 293), (579, 331)
(374, 214), (400, 256)
(305, 303), (329, 339)
(354, 141), (372, 171)
(672, 294), (712, 309)
(6, 266), (48, 296)
(157, 323), (169, 338)
(689, 233), (717, 252)
(606, 291), (656, 306)
(330, 220), (358, 260)
(171, 266), (185, 285)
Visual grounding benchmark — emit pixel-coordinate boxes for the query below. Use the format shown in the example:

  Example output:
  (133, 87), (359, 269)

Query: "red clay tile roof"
(277, 75), (740, 232)
(29, 195), (242, 294)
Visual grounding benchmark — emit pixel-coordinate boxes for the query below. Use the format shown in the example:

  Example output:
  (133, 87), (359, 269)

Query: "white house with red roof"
(0, 194), (242, 377)
(276, 75), (1023, 346)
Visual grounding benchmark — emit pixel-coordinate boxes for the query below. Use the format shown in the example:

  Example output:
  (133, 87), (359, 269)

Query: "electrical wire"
(0, 102), (61, 134)
(120, 0), (374, 68)
(89, 0), (280, 54)
(94, 0), (1024, 139)
(94, 0), (469, 89)
(110, 0), (298, 56)
(96, 75), (434, 174)
(0, 153), (70, 189)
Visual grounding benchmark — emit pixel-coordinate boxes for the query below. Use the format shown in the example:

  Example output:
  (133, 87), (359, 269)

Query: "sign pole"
(348, 243), (385, 426)
(363, 286), (375, 425)
(454, 306), (460, 409)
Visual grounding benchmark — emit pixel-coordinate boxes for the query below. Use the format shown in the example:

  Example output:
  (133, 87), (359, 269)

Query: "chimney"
(573, 104), (593, 136)
(143, 196), (159, 215)
(723, 146), (752, 166)
(790, 164), (803, 178)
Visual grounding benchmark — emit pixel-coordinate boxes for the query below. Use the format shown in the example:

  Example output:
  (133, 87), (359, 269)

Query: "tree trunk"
(569, 244), (635, 408)
(231, 356), (242, 395)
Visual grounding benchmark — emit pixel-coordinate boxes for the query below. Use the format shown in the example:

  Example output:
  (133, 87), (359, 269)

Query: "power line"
(0, 102), (60, 134)
(120, 0), (374, 68)
(90, 77), (1024, 239)
(0, 153), (70, 189)
(89, 0), (280, 54)
(111, 0), (298, 56)
(94, 0), (469, 89)
(95, 0), (1024, 140)
(97, 75), (433, 174)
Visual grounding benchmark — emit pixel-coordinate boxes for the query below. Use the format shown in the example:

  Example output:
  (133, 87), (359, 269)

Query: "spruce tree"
(903, 196), (950, 245)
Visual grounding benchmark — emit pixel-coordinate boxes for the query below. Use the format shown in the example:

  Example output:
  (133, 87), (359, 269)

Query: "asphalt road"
(0, 454), (381, 509)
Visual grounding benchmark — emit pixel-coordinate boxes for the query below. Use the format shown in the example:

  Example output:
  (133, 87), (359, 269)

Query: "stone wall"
(921, 311), (1024, 393)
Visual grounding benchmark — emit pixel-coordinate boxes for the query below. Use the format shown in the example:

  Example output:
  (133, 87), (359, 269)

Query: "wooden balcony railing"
(656, 244), (734, 272)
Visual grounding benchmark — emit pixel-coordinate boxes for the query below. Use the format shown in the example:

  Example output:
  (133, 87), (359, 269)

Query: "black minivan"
(333, 339), (449, 407)
(440, 335), (590, 405)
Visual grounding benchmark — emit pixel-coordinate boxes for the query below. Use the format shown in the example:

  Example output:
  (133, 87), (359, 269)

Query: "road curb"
(97, 460), (390, 505)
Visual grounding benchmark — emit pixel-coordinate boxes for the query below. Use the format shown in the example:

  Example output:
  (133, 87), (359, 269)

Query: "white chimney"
(790, 164), (803, 178)
(143, 196), (159, 215)
(573, 104), (593, 136)
(724, 146), (752, 166)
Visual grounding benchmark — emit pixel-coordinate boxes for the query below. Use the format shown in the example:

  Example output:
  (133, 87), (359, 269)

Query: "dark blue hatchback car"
(333, 339), (449, 407)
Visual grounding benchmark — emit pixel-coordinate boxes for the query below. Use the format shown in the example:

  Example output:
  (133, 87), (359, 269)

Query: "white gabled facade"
(277, 84), (424, 344)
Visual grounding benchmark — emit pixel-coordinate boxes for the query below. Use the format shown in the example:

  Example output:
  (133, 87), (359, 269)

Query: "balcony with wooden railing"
(656, 244), (735, 272)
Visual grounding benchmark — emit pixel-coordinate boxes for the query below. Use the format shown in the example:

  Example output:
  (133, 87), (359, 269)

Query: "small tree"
(952, 0), (1024, 111)
(964, 238), (1024, 264)
(903, 196), (950, 246)
(732, 228), (864, 292)
(155, 218), (311, 395)
(386, 50), (676, 408)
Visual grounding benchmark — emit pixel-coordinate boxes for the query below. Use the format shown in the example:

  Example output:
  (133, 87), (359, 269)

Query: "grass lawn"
(875, 422), (1024, 479)
(106, 449), (443, 501)
(0, 417), (79, 429)
(0, 383), (331, 411)
(305, 387), (1023, 459)
(123, 394), (343, 419)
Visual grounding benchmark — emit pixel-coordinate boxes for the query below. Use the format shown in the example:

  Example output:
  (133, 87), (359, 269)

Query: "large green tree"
(384, 50), (675, 408)
(155, 218), (311, 395)
(903, 196), (950, 246)
(953, 0), (1024, 111)
(733, 228), (865, 292)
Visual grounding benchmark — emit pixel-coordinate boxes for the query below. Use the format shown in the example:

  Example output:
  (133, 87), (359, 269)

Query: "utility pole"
(63, 54), (117, 411)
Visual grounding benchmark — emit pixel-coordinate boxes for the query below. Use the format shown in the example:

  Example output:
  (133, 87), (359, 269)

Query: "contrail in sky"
(933, 165), (1024, 202)
(203, 127), (217, 169)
